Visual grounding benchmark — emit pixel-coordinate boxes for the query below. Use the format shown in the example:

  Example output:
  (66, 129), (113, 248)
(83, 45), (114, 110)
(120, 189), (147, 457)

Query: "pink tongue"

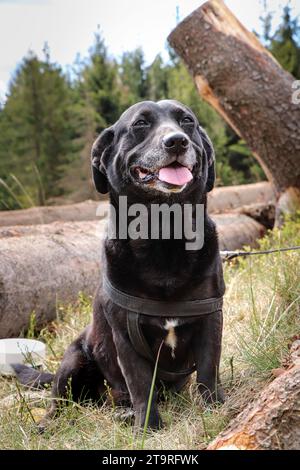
(158, 165), (193, 186)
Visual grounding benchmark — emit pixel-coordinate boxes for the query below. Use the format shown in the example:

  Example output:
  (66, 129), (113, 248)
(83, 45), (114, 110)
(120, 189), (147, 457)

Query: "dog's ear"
(91, 127), (115, 194)
(198, 126), (215, 193)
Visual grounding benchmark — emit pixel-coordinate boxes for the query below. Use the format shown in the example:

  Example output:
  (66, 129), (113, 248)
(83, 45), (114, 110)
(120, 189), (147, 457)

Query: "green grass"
(0, 218), (300, 450)
(0, 166), (45, 210)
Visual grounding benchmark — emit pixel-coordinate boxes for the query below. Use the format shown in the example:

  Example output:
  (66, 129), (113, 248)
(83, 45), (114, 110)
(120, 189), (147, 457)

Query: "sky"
(0, 0), (299, 100)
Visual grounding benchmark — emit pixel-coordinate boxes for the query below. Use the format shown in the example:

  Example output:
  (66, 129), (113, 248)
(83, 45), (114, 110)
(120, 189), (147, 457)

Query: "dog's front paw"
(135, 406), (163, 430)
(114, 407), (135, 423)
(198, 383), (225, 405)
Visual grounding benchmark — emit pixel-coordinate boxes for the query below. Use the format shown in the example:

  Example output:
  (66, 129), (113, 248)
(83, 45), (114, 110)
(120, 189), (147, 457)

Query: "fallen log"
(0, 199), (107, 227)
(168, 0), (300, 214)
(213, 213), (266, 250)
(232, 202), (275, 230)
(0, 182), (274, 227)
(0, 221), (105, 338)
(0, 220), (104, 239)
(207, 347), (300, 450)
(0, 214), (265, 337)
(208, 182), (275, 215)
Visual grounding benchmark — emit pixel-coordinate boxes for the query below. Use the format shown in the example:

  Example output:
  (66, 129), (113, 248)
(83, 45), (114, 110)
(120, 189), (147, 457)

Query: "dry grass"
(0, 217), (299, 450)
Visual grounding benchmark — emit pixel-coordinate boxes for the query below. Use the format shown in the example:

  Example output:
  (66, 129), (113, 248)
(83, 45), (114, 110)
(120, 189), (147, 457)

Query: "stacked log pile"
(0, 181), (274, 227)
(0, 182), (275, 337)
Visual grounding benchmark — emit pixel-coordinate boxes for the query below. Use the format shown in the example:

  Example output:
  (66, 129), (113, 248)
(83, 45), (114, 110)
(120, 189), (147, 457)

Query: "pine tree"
(260, 3), (300, 78)
(80, 31), (121, 132)
(270, 5), (300, 78)
(0, 50), (79, 207)
(146, 54), (168, 101)
(120, 48), (147, 107)
(65, 32), (123, 201)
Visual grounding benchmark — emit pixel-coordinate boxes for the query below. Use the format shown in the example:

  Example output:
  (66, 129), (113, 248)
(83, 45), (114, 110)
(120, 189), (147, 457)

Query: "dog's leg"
(108, 319), (162, 430)
(193, 311), (225, 404)
(38, 333), (104, 431)
(92, 304), (130, 407)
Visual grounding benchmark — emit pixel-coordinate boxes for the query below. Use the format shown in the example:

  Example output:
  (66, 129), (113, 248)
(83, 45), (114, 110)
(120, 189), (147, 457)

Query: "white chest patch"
(164, 319), (178, 358)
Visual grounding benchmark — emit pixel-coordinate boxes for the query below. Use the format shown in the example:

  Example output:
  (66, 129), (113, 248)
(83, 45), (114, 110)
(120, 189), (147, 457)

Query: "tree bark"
(0, 221), (104, 337)
(168, 0), (300, 209)
(232, 202), (275, 229)
(0, 214), (265, 337)
(214, 213), (266, 250)
(207, 363), (300, 450)
(208, 182), (274, 214)
(0, 200), (107, 227)
(0, 182), (274, 227)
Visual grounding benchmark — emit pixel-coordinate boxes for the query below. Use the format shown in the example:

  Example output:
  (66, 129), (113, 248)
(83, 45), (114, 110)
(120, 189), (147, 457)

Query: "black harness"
(103, 275), (223, 383)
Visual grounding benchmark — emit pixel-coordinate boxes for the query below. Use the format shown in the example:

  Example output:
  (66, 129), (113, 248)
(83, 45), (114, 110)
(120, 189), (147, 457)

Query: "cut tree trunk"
(0, 182), (274, 227)
(0, 214), (265, 337)
(232, 202), (275, 229)
(213, 213), (266, 250)
(0, 221), (105, 337)
(207, 363), (300, 450)
(208, 182), (275, 214)
(0, 199), (107, 227)
(168, 0), (300, 213)
(0, 220), (106, 239)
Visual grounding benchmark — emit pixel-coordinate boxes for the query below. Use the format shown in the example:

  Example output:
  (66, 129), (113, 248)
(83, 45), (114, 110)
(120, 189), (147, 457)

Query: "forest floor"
(0, 218), (299, 450)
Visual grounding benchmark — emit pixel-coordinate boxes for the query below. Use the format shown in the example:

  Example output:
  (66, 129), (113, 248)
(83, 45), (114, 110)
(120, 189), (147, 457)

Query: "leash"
(220, 245), (300, 261)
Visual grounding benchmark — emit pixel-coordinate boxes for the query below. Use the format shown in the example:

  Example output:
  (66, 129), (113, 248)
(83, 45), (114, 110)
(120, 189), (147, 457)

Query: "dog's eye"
(181, 116), (194, 125)
(133, 119), (149, 127)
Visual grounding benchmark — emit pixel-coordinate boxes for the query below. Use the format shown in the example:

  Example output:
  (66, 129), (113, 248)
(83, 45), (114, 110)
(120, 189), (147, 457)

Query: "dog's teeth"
(137, 168), (148, 179)
(143, 173), (155, 182)
(136, 168), (156, 182)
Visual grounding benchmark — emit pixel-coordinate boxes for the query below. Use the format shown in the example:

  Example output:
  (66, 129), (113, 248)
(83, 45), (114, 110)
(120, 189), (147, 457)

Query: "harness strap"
(103, 275), (223, 317)
(103, 274), (223, 383)
(127, 311), (197, 382)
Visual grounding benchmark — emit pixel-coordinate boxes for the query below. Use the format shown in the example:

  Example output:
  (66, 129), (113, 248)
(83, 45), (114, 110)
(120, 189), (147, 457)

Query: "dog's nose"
(162, 132), (189, 153)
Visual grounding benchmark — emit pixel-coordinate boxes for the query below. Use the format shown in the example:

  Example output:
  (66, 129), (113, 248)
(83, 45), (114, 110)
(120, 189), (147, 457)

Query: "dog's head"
(91, 100), (215, 199)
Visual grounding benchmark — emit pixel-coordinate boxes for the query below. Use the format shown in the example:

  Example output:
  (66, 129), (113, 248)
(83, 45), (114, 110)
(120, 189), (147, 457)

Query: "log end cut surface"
(207, 364), (300, 450)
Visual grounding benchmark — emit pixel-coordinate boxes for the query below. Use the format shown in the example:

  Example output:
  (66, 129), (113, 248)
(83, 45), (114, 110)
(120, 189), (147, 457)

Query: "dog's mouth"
(133, 162), (194, 188)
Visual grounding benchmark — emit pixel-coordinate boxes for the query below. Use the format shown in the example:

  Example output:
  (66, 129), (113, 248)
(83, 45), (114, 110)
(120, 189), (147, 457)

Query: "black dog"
(15, 100), (225, 430)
